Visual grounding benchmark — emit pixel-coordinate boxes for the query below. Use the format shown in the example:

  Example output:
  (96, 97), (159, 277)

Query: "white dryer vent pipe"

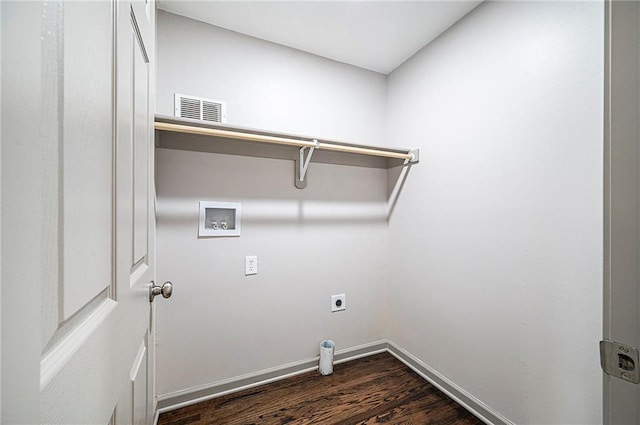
(319, 340), (335, 375)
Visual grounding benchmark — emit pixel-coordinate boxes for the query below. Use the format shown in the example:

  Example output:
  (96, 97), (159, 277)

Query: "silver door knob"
(150, 280), (173, 302)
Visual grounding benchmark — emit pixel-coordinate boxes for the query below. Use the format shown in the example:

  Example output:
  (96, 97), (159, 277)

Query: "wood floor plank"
(158, 353), (483, 425)
(358, 393), (481, 425)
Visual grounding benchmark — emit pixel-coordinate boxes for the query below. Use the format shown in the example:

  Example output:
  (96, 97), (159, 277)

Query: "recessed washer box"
(198, 201), (241, 237)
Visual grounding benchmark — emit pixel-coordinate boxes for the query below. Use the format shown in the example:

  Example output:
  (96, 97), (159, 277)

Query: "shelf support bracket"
(295, 140), (317, 189)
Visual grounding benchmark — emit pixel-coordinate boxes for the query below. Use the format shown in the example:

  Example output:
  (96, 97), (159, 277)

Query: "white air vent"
(174, 94), (227, 123)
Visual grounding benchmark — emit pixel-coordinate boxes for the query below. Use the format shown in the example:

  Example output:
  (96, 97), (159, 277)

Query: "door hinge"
(600, 340), (640, 384)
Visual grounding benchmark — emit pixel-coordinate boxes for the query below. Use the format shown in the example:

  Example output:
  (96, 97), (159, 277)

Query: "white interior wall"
(156, 3), (605, 422)
(155, 11), (389, 398)
(386, 2), (604, 424)
(155, 11), (387, 146)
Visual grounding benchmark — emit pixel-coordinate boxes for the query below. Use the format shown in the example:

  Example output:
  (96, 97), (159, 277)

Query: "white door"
(603, 1), (640, 423)
(114, 1), (158, 424)
(1, 1), (159, 423)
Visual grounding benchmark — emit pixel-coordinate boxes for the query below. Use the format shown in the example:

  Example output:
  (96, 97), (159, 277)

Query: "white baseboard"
(156, 340), (388, 414)
(154, 340), (510, 425)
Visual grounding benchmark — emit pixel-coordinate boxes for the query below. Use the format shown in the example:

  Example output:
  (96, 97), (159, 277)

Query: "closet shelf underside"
(154, 115), (419, 171)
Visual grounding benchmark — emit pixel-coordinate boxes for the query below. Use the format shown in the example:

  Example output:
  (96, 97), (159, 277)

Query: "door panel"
(603, 1), (640, 423)
(5, 1), (156, 423)
(133, 18), (150, 267)
(116, 1), (156, 423)
(25, 0), (156, 423)
(62, 0), (113, 320)
(130, 338), (149, 425)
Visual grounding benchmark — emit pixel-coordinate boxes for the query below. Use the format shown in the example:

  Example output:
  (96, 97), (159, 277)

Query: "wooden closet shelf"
(154, 115), (419, 188)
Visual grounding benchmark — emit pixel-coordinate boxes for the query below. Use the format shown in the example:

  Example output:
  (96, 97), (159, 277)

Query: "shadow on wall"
(155, 148), (414, 227)
(158, 198), (390, 227)
(387, 163), (413, 219)
(157, 167), (413, 227)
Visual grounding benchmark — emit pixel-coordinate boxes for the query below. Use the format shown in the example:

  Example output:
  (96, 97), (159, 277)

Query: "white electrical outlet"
(245, 256), (258, 275)
(331, 294), (346, 312)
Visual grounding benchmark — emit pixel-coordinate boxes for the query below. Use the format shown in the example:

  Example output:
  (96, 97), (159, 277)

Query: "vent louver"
(174, 94), (226, 123)
(202, 100), (223, 123)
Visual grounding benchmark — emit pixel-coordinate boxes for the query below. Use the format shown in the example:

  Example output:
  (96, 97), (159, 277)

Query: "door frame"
(603, 1), (640, 423)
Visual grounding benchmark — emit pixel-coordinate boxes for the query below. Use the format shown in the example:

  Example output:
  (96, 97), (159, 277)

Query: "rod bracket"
(295, 140), (317, 189)
(406, 149), (420, 165)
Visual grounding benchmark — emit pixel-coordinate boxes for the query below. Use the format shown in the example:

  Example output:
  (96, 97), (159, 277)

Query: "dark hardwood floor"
(158, 352), (483, 425)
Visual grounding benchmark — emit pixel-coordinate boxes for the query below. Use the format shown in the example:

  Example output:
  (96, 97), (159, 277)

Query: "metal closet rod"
(154, 121), (414, 161)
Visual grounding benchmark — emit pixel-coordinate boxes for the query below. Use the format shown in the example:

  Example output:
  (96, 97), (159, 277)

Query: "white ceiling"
(156, 1), (482, 74)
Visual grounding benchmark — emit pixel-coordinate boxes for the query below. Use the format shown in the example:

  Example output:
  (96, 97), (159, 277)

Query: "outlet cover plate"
(331, 294), (346, 312)
(245, 256), (257, 275)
